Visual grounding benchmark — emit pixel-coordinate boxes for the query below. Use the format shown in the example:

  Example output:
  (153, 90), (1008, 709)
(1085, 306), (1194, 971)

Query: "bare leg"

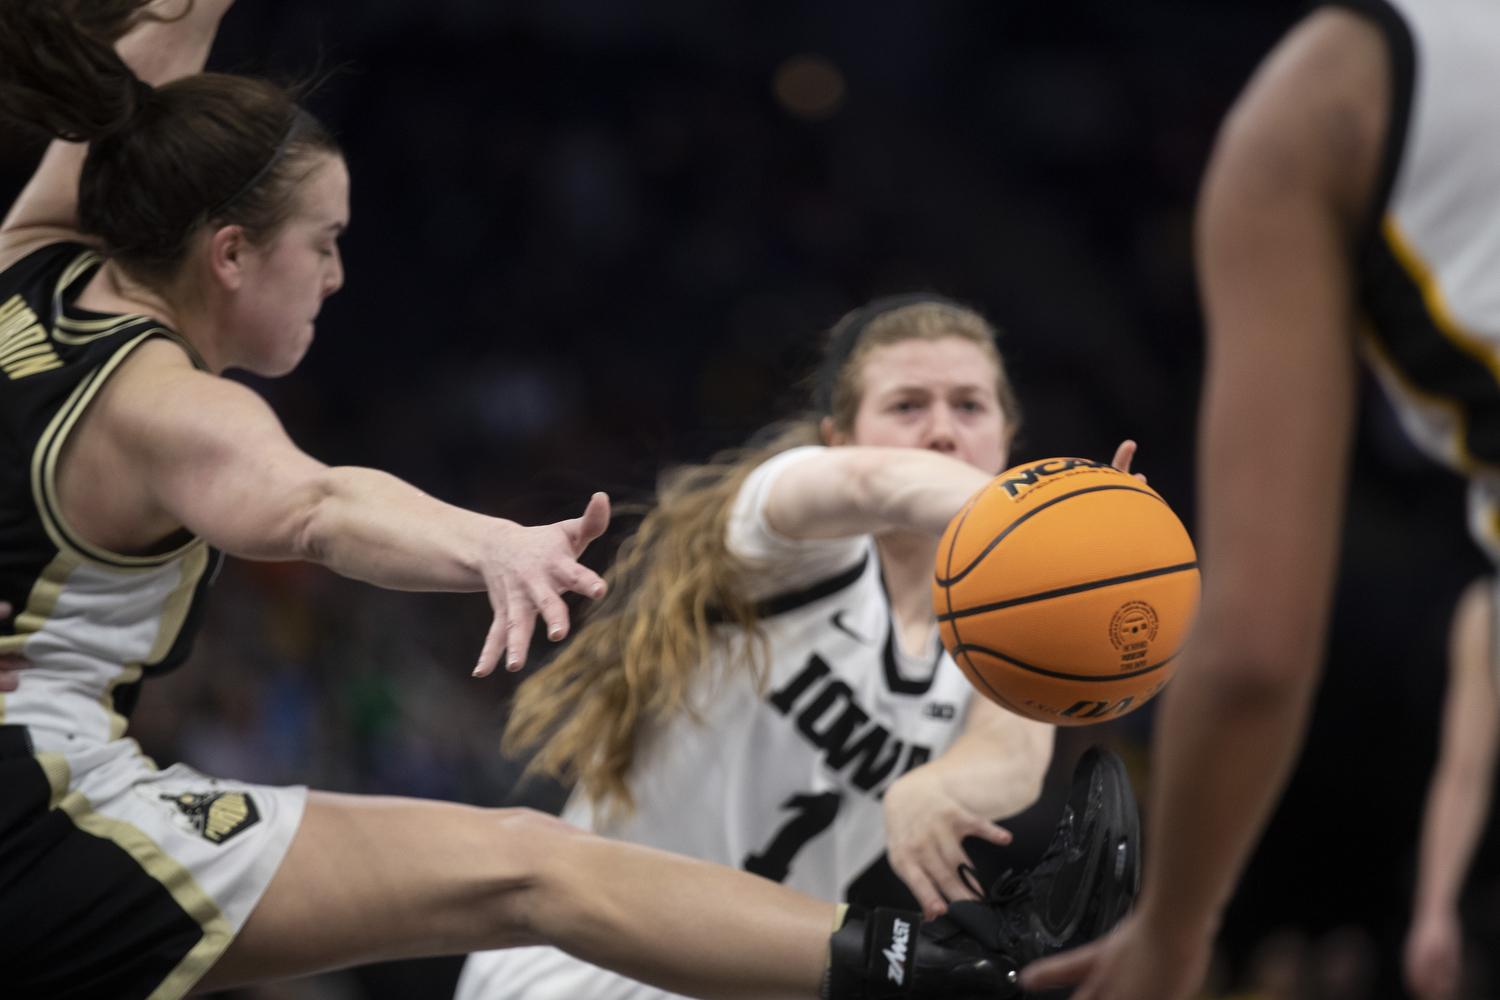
(196, 792), (832, 998)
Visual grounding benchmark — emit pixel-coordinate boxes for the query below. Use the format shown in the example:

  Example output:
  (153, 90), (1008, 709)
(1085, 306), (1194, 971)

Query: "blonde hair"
(504, 300), (1020, 814)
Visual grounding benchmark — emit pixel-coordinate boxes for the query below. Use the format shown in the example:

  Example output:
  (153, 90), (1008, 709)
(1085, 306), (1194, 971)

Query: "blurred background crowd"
(4, 1), (1498, 997)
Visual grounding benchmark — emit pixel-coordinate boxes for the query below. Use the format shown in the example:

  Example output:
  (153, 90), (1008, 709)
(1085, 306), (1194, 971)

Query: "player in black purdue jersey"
(460, 295), (1144, 1000)
(0, 2), (1042, 998)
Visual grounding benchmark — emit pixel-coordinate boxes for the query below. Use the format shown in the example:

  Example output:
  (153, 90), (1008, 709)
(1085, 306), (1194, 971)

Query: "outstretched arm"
(1022, 9), (1387, 999)
(763, 447), (992, 541)
(1, 0), (235, 250)
(1405, 578), (1500, 1000)
(884, 698), (1054, 918)
(75, 340), (607, 676)
(764, 443), (1145, 543)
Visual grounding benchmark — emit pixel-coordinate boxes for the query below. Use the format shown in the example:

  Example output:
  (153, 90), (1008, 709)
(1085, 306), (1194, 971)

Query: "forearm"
(1138, 637), (1322, 942)
(1414, 759), (1495, 919)
(291, 466), (495, 592)
(117, 0), (235, 85)
(530, 830), (830, 999)
(766, 448), (991, 541)
(921, 705), (1053, 820)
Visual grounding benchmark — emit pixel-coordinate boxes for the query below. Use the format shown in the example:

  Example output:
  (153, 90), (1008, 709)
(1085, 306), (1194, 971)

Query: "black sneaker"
(924, 744), (1141, 967)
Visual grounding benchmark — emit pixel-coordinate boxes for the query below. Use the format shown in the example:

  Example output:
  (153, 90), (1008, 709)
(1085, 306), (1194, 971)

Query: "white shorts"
(2, 725), (306, 1000)
(457, 945), (693, 1000)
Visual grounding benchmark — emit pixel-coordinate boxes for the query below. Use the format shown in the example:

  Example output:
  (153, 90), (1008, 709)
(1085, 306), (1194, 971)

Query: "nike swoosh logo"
(831, 611), (868, 644)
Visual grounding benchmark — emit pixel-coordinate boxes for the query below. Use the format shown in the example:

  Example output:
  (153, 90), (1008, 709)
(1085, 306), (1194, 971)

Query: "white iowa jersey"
(457, 446), (976, 1000)
(1346, 0), (1500, 560)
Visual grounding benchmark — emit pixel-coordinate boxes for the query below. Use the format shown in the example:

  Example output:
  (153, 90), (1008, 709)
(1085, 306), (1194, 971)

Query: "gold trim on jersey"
(97, 544), (211, 740)
(1366, 217), (1500, 478)
(57, 789), (234, 1000)
(1384, 217), (1500, 390)
(31, 330), (205, 571)
(1360, 322), (1480, 473)
(36, 750), (71, 809)
(0, 550), (84, 723)
(48, 249), (152, 345)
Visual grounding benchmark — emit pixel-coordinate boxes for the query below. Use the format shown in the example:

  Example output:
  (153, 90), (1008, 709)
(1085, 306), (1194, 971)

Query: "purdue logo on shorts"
(162, 790), (261, 844)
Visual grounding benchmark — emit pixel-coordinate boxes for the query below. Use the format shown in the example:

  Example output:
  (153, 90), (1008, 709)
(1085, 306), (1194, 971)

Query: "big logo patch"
(161, 790), (261, 844)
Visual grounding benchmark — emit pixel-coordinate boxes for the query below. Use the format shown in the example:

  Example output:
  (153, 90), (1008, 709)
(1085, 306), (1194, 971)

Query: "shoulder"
(1216, 6), (1390, 219)
(92, 338), (278, 459)
(0, 234), (97, 290)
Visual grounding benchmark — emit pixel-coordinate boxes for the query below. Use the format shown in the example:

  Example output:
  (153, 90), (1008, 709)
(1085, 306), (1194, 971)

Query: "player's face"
(228, 154), (349, 377)
(845, 337), (1009, 474)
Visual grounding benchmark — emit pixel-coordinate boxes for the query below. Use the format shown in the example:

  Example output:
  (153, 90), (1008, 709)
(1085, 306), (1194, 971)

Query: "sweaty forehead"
(859, 337), (998, 393)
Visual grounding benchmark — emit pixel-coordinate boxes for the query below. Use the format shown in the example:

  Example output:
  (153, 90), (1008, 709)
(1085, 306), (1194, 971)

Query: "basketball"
(933, 458), (1200, 725)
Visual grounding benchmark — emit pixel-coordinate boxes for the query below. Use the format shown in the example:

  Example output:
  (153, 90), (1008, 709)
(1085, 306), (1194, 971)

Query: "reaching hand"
(882, 766), (1013, 919)
(1020, 912), (1212, 1000)
(0, 601), (30, 692)
(1112, 440), (1148, 484)
(472, 492), (611, 677)
(1404, 908), (1463, 1000)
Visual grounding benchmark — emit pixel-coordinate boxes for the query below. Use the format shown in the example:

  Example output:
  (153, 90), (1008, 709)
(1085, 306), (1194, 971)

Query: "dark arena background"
(3, 2), (1496, 998)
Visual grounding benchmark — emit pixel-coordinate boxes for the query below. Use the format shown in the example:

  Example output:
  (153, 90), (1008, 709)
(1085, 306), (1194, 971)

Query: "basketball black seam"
(932, 484), (1164, 587)
(942, 490), (981, 689)
(963, 662), (1029, 716)
(935, 562), (1199, 622)
(951, 644), (1180, 683)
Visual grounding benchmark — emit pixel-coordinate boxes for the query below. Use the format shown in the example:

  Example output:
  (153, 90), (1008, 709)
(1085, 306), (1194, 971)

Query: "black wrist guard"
(825, 906), (1020, 1000)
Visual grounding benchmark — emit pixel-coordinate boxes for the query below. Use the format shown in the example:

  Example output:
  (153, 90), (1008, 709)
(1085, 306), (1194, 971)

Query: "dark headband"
(813, 291), (963, 414)
(209, 110), (307, 221)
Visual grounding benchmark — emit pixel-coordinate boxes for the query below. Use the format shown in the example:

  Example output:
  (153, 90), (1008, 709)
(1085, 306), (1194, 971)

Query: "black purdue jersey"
(0, 242), (220, 741)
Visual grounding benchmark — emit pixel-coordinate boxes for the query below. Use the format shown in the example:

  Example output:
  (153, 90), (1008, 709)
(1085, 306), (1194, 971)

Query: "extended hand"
(882, 767), (1012, 919)
(1020, 912), (1211, 1000)
(473, 493), (611, 677)
(0, 601), (30, 692)
(1404, 909), (1462, 1000)
(1112, 440), (1147, 484)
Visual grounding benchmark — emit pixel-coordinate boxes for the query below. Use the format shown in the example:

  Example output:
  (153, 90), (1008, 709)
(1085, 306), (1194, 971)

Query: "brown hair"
(0, 0), (341, 284)
(505, 299), (1021, 815)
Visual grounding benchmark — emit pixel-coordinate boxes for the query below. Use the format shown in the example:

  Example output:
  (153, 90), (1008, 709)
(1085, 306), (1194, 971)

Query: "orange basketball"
(933, 458), (1200, 725)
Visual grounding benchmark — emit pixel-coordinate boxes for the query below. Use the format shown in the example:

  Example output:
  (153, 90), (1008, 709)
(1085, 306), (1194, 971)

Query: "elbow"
(289, 475), (338, 564)
(1191, 648), (1319, 715)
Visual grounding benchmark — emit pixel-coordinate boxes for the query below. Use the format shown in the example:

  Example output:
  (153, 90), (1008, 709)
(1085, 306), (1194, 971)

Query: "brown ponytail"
(0, 0), (341, 284)
(0, 1), (158, 141)
(505, 300), (1021, 817)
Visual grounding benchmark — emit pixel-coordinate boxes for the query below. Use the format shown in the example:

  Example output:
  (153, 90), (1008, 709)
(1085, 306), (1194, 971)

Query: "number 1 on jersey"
(743, 791), (842, 883)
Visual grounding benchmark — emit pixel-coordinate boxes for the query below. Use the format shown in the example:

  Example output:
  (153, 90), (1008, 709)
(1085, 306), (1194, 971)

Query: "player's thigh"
(196, 791), (575, 993)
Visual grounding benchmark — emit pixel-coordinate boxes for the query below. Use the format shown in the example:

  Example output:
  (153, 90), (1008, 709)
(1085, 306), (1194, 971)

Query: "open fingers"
(890, 852), (949, 920)
(504, 599), (539, 673)
(970, 819), (1013, 848)
(565, 492), (612, 555)
(558, 560), (607, 602)
(473, 615), (506, 678)
(526, 577), (573, 644)
(1111, 439), (1137, 474)
(927, 839), (980, 906)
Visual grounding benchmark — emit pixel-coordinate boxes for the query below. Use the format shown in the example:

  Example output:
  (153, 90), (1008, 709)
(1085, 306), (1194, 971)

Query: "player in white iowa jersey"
(1022, 3), (1500, 1000)
(459, 295), (1144, 1000)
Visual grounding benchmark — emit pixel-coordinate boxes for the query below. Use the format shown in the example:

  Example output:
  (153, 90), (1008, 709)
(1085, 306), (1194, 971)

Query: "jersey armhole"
(31, 329), (206, 571)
